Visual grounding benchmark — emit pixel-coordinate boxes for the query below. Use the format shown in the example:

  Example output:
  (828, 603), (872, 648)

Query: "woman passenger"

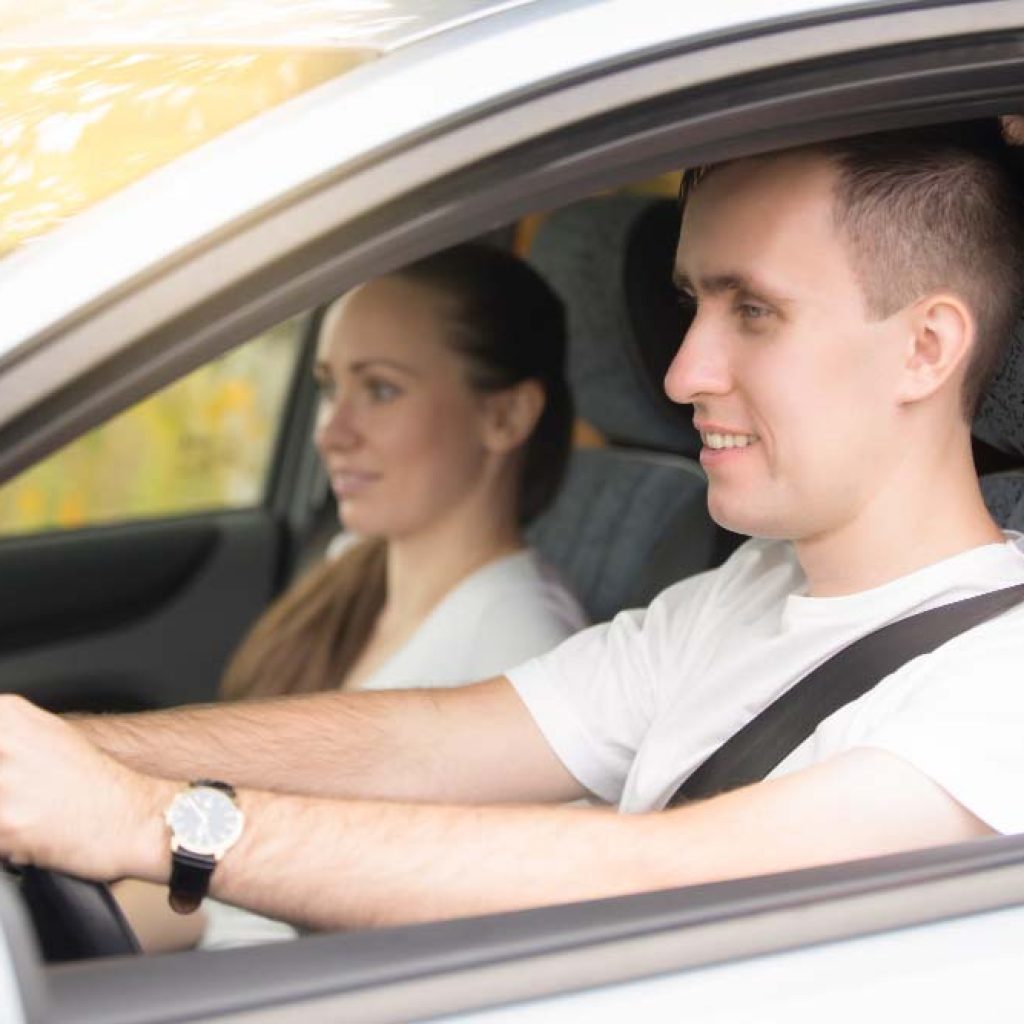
(119, 243), (587, 950)
(221, 243), (586, 701)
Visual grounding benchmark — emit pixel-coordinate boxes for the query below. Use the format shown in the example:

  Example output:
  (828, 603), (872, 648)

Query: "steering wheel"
(7, 865), (140, 962)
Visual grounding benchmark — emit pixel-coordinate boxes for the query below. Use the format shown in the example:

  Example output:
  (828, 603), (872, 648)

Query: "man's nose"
(663, 312), (732, 405)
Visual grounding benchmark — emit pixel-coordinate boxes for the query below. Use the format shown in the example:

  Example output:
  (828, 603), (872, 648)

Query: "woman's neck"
(380, 507), (524, 631)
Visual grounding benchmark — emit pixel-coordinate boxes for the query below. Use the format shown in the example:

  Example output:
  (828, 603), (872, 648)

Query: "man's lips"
(693, 423), (759, 448)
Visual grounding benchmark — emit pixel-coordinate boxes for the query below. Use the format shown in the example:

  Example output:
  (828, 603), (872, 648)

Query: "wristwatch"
(164, 780), (245, 914)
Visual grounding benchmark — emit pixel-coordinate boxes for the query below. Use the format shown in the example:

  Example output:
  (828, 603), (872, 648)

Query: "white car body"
(1, 1), (1023, 1020)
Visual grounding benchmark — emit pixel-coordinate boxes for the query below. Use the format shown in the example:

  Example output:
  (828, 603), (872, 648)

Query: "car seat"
(974, 318), (1024, 524)
(526, 196), (732, 623)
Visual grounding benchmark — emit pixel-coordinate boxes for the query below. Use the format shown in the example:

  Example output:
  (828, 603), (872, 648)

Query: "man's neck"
(794, 443), (1005, 597)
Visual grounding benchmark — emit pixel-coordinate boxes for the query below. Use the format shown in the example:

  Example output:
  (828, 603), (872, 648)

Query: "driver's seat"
(525, 196), (733, 623)
(974, 317), (1024, 525)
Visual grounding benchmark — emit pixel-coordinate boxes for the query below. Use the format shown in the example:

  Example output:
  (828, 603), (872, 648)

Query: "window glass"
(0, 318), (305, 535)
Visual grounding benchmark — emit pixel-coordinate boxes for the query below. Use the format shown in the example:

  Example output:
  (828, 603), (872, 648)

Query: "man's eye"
(737, 301), (771, 321)
(315, 377), (336, 402)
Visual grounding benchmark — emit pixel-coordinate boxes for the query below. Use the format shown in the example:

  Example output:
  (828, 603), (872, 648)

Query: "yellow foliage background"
(0, 47), (369, 257)
(0, 320), (303, 534)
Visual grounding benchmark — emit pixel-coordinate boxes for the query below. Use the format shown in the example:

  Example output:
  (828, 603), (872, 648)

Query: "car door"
(0, 315), (323, 713)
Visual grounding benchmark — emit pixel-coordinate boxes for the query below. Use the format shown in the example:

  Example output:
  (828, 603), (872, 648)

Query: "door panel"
(0, 511), (281, 713)
(0, 313), (318, 714)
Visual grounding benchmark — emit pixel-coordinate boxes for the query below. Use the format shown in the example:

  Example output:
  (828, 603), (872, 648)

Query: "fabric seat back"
(527, 196), (732, 621)
(975, 320), (1024, 526)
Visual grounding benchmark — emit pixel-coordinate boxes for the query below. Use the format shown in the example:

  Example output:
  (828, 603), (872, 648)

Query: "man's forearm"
(74, 692), (408, 798)
(131, 748), (992, 932)
(0, 695), (990, 934)
(133, 788), (679, 930)
(73, 680), (581, 805)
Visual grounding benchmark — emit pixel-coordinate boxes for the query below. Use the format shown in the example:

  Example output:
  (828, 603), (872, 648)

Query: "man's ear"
(480, 379), (546, 454)
(896, 293), (974, 406)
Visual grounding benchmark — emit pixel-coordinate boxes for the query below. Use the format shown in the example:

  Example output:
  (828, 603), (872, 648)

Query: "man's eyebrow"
(671, 269), (696, 295)
(672, 268), (790, 306)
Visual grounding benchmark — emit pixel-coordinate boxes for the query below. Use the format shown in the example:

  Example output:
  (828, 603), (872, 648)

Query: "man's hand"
(0, 696), (172, 882)
(1001, 115), (1024, 146)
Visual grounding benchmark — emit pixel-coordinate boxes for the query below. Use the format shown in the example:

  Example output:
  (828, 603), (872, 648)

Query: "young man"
(1, 121), (1022, 931)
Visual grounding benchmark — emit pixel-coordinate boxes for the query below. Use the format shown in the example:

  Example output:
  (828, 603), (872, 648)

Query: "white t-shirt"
(508, 535), (1024, 833)
(349, 548), (588, 690)
(203, 546), (587, 949)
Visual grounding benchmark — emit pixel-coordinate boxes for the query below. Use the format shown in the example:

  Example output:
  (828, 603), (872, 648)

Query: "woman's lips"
(330, 471), (379, 498)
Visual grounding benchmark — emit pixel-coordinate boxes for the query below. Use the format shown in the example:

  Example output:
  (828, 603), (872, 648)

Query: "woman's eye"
(366, 378), (401, 402)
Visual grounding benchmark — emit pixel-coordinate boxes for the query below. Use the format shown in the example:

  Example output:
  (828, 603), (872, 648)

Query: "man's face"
(666, 152), (910, 543)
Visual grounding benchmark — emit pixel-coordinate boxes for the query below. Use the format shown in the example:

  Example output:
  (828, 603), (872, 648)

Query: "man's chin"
(705, 496), (796, 542)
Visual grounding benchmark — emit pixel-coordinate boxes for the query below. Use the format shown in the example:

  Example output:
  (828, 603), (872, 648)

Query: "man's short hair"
(681, 121), (1024, 417)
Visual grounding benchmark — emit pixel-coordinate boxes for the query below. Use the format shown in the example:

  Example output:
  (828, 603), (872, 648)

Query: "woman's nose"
(314, 395), (360, 452)
(663, 313), (732, 405)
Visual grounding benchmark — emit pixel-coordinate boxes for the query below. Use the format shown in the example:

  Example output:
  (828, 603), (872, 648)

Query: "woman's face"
(313, 275), (499, 539)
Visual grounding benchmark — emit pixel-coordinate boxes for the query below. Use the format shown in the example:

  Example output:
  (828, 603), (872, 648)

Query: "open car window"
(0, 321), (305, 536)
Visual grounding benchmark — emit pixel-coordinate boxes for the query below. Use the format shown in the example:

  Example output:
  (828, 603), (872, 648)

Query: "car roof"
(0, 0), (536, 51)
(0, 0), (866, 52)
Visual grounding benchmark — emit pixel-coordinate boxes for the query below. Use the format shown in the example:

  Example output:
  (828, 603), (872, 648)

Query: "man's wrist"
(122, 774), (179, 883)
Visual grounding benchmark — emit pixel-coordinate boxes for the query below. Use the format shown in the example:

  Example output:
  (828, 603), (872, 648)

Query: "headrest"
(973, 318), (1024, 455)
(529, 197), (701, 456)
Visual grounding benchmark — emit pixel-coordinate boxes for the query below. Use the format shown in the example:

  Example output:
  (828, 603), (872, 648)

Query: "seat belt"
(668, 581), (1024, 807)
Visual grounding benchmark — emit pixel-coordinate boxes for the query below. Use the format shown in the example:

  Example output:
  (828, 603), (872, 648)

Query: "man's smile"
(700, 431), (759, 450)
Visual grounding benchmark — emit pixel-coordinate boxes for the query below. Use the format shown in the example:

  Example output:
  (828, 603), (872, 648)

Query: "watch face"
(166, 786), (244, 856)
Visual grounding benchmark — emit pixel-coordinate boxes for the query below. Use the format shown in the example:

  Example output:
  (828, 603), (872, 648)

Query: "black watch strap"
(168, 847), (217, 914)
(194, 779), (237, 798)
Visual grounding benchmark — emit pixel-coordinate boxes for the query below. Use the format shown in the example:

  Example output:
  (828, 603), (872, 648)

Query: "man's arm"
(74, 679), (583, 805)
(198, 746), (995, 929)
(0, 698), (991, 930)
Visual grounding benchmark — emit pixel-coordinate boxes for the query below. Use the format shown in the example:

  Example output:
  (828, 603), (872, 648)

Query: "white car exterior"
(1, 2), (1023, 1021)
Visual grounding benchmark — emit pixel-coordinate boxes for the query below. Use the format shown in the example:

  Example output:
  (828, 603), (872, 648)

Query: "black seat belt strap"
(668, 581), (1024, 807)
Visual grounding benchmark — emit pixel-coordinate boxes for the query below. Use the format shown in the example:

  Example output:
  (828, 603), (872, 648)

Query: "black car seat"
(974, 318), (1024, 524)
(526, 196), (734, 623)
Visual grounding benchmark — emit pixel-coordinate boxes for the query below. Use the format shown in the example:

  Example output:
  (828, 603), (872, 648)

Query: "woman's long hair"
(220, 243), (571, 701)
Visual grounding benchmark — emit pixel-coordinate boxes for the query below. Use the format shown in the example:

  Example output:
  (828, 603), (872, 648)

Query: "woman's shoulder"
(442, 551), (586, 680)
(451, 547), (589, 637)
(325, 531), (362, 561)
(359, 547), (587, 689)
